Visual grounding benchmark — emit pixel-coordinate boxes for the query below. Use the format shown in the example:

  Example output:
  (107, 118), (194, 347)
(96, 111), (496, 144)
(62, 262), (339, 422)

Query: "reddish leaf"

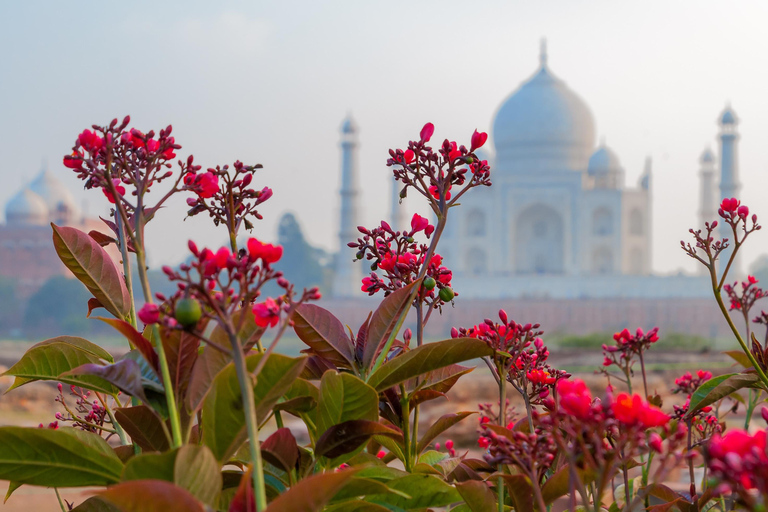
(541, 464), (596, 505)
(97, 317), (159, 373)
(363, 279), (421, 371)
(186, 310), (263, 412)
(724, 349), (753, 368)
(51, 224), (131, 320)
(299, 355), (337, 380)
(87, 298), (104, 318)
(229, 467), (255, 512)
(316, 420), (403, 459)
(501, 474), (534, 511)
(294, 304), (355, 369)
(264, 470), (357, 512)
(161, 328), (200, 402)
(88, 230), (117, 247)
(456, 480), (496, 511)
(96, 480), (204, 512)
(114, 406), (170, 452)
(405, 364), (473, 394)
(262, 428), (299, 473)
(355, 311), (372, 365)
(417, 411), (476, 453)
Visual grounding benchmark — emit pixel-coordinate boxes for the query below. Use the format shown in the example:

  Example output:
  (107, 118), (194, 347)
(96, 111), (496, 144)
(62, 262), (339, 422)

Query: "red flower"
(420, 122), (434, 143)
(410, 213), (429, 233)
(612, 393), (669, 428)
(478, 436), (490, 449)
(138, 303), (160, 324)
(77, 129), (104, 154)
(429, 185), (452, 200)
(361, 276), (376, 292)
(649, 432), (663, 453)
(63, 150), (83, 169)
(252, 297), (280, 328)
(197, 172), (219, 198)
(527, 369), (556, 385)
(556, 379), (592, 419)
(720, 197), (740, 214)
(247, 238), (283, 264)
(737, 205), (749, 218)
(102, 179), (126, 204)
(447, 141), (461, 161)
(470, 130), (488, 152)
(404, 149), (415, 164)
(376, 449), (387, 459)
(214, 247), (230, 270)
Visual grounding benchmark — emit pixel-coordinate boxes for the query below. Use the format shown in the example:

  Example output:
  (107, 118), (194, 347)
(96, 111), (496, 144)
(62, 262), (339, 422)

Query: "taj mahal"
(331, 43), (741, 300)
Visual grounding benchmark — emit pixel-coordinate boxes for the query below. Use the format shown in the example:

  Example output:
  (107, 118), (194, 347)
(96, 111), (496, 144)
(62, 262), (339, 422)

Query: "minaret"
(641, 156), (652, 272)
(718, 105), (741, 276)
(332, 116), (363, 297)
(698, 148), (717, 275)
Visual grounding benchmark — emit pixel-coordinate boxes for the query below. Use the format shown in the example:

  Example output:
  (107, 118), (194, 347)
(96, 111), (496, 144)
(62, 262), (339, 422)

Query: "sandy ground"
(0, 345), (742, 510)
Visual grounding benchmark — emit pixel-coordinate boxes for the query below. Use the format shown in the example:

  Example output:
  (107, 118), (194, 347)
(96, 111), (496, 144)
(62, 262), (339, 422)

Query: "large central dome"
(493, 44), (596, 173)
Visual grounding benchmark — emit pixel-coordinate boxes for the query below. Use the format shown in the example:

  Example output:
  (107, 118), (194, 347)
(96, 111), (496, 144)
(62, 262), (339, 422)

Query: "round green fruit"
(175, 298), (202, 327)
(423, 277), (436, 290)
(438, 287), (455, 302)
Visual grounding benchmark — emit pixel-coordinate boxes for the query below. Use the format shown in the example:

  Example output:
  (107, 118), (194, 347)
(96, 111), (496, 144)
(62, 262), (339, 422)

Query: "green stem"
(55, 488), (66, 512)
(230, 331), (267, 511)
(100, 393), (128, 446)
(114, 211), (138, 329)
(498, 362), (506, 512)
(400, 385), (412, 472)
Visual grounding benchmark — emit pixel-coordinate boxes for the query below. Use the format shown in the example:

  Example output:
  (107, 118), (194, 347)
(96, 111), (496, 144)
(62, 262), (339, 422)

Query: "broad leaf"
(317, 372), (379, 437)
(724, 350), (753, 368)
(326, 500), (392, 512)
(687, 372), (762, 416)
(456, 480), (496, 512)
(316, 420), (403, 459)
(186, 310), (263, 412)
(368, 338), (492, 392)
(405, 364), (474, 394)
(71, 497), (123, 512)
(330, 477), (410, 502)
(162, 329), (200, 402)
(540, 464), (597, 505)
(122, 450), (177, 482)
(369, 474), (461, 509)
(0, 427), (123, 486)
(3, 481), (21, 503)
(363, 279), (421, 371)
(96, 480), (205, 512)
(294, 304), (355, 369)
(501, 474), (534, 511)
(202, 353), (307, 462)
(51, 224), (131, 320)
(98, 317), (159, 373)
(416, 411), (476, 453)
(262, 428), (299, 473)
(264, 470), (357, 512)
(3, 336), (116, 394)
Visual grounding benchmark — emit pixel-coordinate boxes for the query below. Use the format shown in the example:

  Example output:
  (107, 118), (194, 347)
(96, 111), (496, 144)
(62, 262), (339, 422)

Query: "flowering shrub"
(0, 118), (766, 512)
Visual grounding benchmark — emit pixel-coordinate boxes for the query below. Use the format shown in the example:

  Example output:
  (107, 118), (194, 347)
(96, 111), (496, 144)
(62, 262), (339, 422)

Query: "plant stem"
(497, 361), (506, 512)
(230, 331), (268, 511)
(687, 418), (696, 501)
(114, 211), (138, 328)
(638, 351), (649, 399)
(99, 393), (128, 445)
(530, 472), (547, 512)
(400, 385), (412, 472)
(55, 488), (66, 512)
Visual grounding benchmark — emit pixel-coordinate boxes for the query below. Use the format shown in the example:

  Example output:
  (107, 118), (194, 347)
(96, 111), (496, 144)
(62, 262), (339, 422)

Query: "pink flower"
(720, 198), (740, 214)
(214, 247), (230, 270)
(404, 149), (415, 164)
(612, 393), (669, 428)
(138, 303), (160, 324)
(102, 179), (126, 204)
(361, 276), (376, 292)
(420, 122), (434, 143)
(252, 298), (280, 328)
(557, 379), (592, 419)
(429, 185), (451, 200)
(63, 150), (83, 169)
(247, 238), (283, 264)
(649, 432), (663, 453)
(737, 205), (749, 218)
(77, 129), (104, 154)
(470, 130), (488, 152)
(376, 449), (387, 459)
(197, 172), (219, 198)
(410, 213), (429, 233)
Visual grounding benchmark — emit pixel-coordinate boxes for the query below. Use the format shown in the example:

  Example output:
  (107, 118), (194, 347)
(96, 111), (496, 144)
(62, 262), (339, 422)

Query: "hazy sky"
(2, 1), (767, 274)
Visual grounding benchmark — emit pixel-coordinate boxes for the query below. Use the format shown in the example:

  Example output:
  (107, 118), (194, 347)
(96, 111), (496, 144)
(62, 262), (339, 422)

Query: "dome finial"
(539, 38), (548, 68)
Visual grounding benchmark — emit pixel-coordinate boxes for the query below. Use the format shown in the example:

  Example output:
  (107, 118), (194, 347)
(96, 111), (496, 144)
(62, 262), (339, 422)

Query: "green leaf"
(96, 480), (205, 512)
(0, 426), (123, 486)
(325, 501), (392, 512)
(417, 411), (476, 454)
(122, 450), (177, 482)
(293, 304), (356, 369)
(186, 310), (263, 412)
(367, 338), (493, 392)
(202, 353), (307, 462)
(369, 474), (461, 509)
(317, 372), (379, 437)
(501, 474), (534, 511)
(687, 372), (762, 416)
(70, 497), (123, 512)
(455, 480), (496, 512)
(264, 470), (358, 512)
(51, 224), (131, 320)
(3, 481), (21, 503)
(418, 450), (449, 466)
(316, 420), (403, 459)
(3, 336), (116, 393)
(723, 350), (753, 368)
(330, 477), (411, 502)
(363, 279), (422, 371)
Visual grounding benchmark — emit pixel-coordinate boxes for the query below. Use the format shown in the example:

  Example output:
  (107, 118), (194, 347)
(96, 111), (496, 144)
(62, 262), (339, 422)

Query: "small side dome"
(29, 169), (80, 223)
(719, 106), (738, 125)
(588, 145), (622, 175)
(6, 189), (49, 226)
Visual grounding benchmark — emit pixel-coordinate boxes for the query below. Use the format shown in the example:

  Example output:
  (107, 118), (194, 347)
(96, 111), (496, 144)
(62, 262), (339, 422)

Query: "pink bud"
(404, 149), (415, 164)
(410, 213), (429, 233)
(470, 129), (488, 152)
(420, 122), (434, 143)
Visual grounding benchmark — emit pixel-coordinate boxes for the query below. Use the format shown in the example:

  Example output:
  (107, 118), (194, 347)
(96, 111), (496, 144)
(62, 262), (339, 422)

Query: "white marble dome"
(588, 145), (622, 175)
(29, 169), (79, 222)
(6, 188), (49, 226)
(492, 45), (596, 173)
(720, 106), (737, 125)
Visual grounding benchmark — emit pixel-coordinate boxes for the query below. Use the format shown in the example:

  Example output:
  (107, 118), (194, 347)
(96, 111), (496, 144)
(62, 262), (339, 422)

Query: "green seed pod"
(423, 277), (436, 290)
(438, 287), (455, 302)
(175, 298), (202, 327)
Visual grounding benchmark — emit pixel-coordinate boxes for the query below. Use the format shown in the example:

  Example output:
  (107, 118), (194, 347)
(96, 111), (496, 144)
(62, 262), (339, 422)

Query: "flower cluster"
(724, 275), (765, 313)
(672, 370), (713, 396)
(185, 160), (273, 232)
(352, 214), (454, 305)
(482, 422), (557, 480)
(707, 425), (768, 509)
(53, 384), (112, 436)
(387, 123), (491, 209)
